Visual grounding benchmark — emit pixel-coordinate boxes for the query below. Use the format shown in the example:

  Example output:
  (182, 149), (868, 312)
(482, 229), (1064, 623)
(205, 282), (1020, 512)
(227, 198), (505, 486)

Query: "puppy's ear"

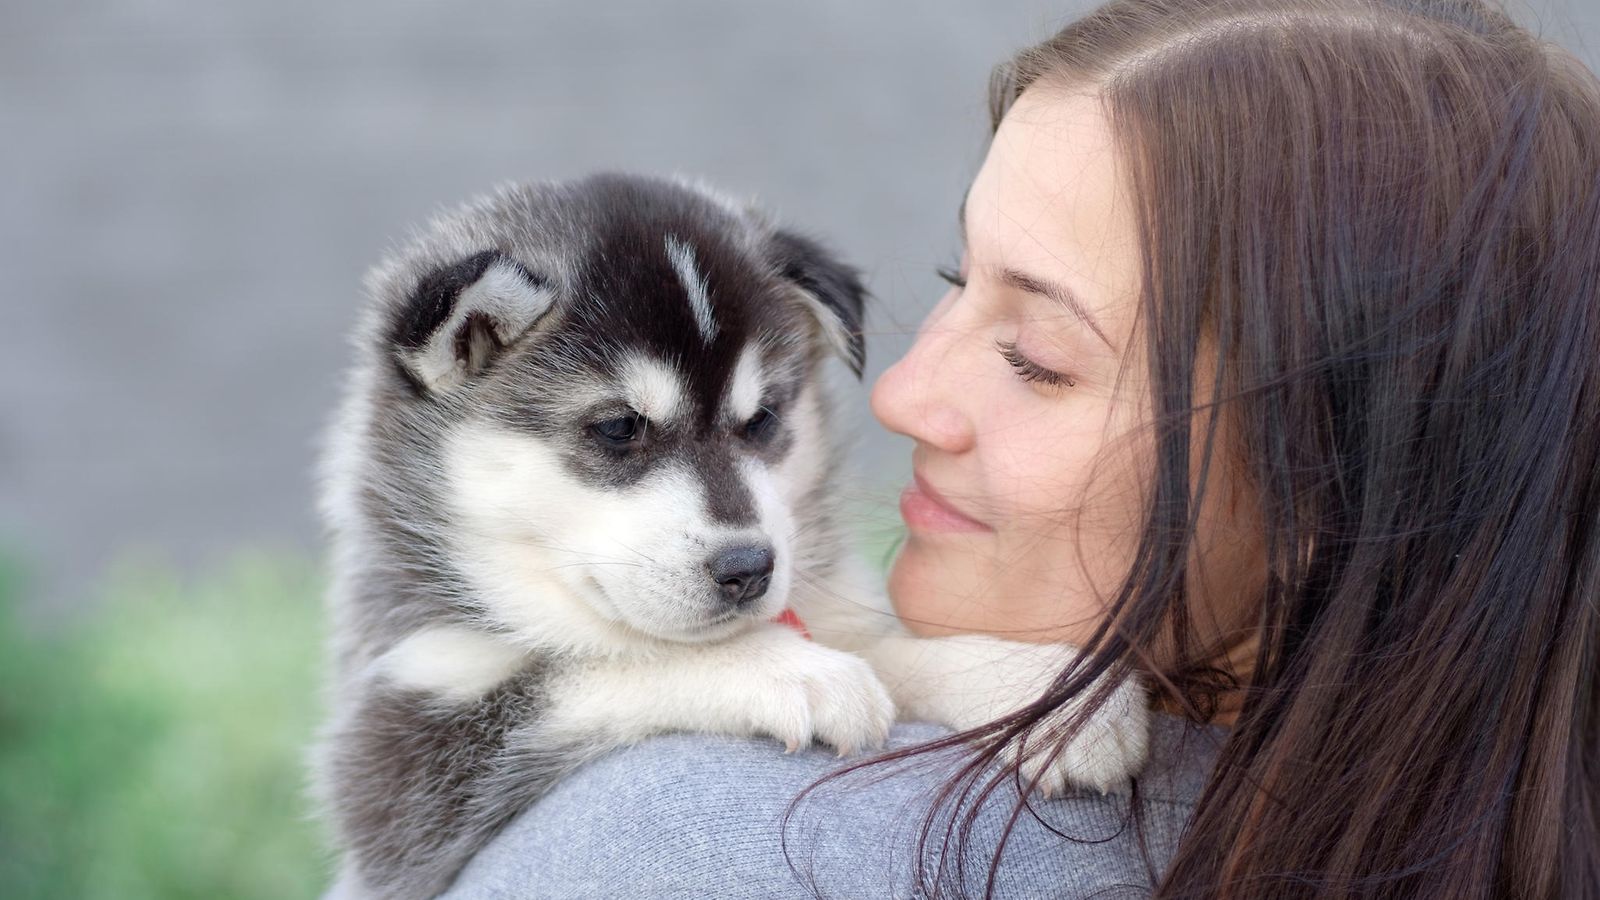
(769, 230), (867, 378)
(388, 250), (555, 394)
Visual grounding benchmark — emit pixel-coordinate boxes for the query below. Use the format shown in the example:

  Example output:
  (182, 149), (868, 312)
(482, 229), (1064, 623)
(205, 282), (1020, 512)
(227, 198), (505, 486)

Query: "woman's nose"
(870, 295), (977, 453)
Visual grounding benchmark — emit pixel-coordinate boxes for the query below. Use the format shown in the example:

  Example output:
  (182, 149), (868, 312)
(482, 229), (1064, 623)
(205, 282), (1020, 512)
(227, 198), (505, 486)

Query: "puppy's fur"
(312, 174), (1149, 899)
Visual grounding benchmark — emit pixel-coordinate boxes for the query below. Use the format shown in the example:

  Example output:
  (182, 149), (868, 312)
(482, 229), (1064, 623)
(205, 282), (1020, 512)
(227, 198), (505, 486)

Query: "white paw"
(745, 636), (895, 757)
(1007, 673), (1150, 796)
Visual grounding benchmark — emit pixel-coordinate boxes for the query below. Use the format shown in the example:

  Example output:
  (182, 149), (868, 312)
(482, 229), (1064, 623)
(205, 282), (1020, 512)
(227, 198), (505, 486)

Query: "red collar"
(771, 608), (811, 640)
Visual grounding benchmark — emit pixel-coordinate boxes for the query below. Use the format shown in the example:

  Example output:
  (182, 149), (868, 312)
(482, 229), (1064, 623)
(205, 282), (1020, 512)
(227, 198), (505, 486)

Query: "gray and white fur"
(311, 174), (1151, 899)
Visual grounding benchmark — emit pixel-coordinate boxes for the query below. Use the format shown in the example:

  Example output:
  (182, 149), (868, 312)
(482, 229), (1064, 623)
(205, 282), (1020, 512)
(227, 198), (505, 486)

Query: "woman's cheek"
(984, 401), (1098, 517)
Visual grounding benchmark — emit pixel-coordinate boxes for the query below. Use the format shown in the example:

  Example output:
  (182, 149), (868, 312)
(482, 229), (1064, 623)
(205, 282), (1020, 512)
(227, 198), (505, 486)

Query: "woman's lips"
(899, 473), (992, 534)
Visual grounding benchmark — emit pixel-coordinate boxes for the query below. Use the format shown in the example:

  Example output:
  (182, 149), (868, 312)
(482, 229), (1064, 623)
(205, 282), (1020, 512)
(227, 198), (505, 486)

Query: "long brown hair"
(814, 1), (1600, 897)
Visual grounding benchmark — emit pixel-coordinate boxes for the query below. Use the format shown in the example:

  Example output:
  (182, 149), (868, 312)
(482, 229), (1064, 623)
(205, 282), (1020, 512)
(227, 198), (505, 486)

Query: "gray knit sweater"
(440, 714), (1226, 898)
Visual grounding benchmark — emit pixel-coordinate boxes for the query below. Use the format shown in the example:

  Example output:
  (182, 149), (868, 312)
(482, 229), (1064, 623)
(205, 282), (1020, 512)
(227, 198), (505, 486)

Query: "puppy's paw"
(804, 646), (896, 756)
(1008, 673), (1150, 796)
(747, 636), (894, 757)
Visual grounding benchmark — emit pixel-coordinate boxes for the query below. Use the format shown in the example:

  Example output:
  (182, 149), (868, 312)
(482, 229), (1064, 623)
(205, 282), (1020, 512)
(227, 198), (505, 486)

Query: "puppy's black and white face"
(374, 175), (863, 647)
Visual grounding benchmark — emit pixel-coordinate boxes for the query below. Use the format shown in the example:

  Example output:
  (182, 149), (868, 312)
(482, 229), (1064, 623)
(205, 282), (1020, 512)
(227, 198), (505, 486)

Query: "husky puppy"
(313, 174), (1149, 899)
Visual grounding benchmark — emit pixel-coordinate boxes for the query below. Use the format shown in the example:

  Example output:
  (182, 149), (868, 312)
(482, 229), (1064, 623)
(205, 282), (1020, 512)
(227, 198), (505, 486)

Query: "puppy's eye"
(743, 406), (779, 441)
(591, 413), (646, 447)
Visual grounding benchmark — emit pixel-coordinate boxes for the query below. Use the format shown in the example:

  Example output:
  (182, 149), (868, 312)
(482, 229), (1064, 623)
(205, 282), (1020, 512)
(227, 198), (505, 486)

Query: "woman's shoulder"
(442, 716), (1224, 899)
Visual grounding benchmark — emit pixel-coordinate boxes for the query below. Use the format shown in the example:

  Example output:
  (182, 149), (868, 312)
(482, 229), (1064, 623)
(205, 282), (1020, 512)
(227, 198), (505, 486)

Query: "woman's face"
(873, 85), (1255, 646)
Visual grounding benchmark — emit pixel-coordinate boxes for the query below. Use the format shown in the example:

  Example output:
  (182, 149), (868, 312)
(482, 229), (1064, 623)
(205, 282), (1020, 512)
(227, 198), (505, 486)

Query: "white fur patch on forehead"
(725, 344), (766, 423)
(664, 235), (717, 342)
(619, 354), (688, 422)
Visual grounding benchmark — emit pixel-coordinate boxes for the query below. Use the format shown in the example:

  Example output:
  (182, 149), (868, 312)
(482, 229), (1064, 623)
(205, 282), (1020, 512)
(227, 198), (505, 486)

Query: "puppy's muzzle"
(708, 544), (775, 606)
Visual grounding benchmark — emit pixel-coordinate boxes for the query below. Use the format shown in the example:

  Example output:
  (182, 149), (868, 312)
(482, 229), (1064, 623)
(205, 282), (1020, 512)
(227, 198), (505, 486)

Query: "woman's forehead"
(965, 86), (1143, 348)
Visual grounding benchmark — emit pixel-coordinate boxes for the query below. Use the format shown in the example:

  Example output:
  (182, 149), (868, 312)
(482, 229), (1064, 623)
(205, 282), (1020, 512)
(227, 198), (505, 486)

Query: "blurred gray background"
(2, 0), (1596, 613)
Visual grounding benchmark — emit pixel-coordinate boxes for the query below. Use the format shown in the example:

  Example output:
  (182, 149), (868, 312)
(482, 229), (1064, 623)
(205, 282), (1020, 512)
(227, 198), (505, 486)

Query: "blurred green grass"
(0, 552), (331, 900)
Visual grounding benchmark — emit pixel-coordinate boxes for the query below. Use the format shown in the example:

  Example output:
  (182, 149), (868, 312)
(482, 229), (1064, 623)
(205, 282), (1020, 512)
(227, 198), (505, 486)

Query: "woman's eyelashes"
(995, 339), (1076, 389)
(937, 265), (1077, 390)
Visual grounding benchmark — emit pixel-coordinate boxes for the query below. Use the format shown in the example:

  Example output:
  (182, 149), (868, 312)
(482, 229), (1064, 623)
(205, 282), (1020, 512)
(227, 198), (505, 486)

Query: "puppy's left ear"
(770, 230), (867, 378)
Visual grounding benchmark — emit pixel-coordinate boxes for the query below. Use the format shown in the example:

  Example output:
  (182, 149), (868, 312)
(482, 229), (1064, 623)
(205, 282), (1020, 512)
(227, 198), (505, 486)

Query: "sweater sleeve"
(439, 719), (1218, 899)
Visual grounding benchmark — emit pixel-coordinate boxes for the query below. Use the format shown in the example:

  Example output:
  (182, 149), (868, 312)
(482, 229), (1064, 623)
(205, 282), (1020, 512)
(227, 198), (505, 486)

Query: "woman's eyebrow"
(957, 196), (1117, 352)
(999, 268), (1117, 351)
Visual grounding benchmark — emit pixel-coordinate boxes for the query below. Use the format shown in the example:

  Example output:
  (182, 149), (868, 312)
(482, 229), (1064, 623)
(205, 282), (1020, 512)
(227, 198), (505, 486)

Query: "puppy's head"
(362, 174), (864, 645)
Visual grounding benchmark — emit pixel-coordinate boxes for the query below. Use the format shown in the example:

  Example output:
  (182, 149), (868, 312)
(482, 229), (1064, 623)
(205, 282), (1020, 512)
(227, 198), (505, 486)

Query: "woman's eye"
(995, 339), (1075, 389)
(743, 406), (779, 441)
(935, 265), (968, 290)
(591, 413), (646, 447)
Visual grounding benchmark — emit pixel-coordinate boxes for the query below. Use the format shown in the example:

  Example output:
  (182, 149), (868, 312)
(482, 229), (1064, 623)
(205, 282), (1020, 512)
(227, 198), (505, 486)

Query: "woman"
(443, 0), (1600, 896)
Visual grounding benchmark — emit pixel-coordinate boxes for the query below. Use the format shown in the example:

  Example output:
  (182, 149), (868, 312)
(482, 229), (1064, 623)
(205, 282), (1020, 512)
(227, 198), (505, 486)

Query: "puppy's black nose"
(708, 544), (775, 605)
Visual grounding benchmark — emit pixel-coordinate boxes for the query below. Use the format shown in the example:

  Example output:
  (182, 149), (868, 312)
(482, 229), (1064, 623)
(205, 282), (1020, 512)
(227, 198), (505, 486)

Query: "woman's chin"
(885, 543), (974, 638)
(887, 540), (1110, 645)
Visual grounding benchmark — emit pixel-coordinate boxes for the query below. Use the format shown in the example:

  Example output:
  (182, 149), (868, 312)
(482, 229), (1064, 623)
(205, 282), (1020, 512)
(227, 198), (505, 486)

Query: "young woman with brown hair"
(443, 1), (1600, 896)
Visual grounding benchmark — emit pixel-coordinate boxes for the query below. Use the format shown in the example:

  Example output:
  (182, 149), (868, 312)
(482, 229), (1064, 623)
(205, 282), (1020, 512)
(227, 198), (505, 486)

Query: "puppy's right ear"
(388, 250), (555, 394)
